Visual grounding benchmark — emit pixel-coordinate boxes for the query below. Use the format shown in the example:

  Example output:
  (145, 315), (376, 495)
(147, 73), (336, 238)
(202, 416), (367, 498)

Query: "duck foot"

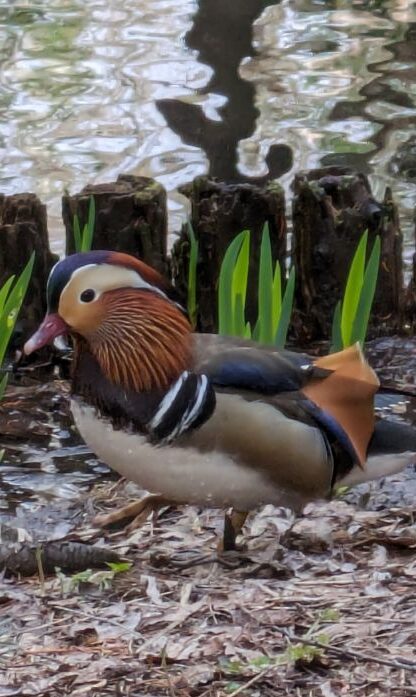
(218, 509), (248, 552)
(93, 494), (171, 533)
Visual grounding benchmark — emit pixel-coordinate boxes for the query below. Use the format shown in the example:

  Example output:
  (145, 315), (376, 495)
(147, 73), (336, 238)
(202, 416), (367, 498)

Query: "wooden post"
(62, 175), (169, 274)
(0, 193), (57, 343)
(292, 168), (403, 343)
(171, 176), (287, 333)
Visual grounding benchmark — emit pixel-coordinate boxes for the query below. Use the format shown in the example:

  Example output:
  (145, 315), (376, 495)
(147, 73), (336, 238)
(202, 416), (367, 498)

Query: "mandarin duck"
(24, 251), (416, 549)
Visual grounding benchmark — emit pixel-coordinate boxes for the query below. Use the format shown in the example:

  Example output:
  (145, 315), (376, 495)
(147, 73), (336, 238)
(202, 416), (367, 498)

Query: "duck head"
(24, 251), (192, 392)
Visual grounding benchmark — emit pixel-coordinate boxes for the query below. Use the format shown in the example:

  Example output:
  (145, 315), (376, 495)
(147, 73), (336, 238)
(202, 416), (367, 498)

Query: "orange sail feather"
(303, 343), (379, 467)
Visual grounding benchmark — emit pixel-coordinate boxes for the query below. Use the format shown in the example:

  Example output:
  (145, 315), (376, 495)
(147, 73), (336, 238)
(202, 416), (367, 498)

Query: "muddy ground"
(0, 337), (415, 696)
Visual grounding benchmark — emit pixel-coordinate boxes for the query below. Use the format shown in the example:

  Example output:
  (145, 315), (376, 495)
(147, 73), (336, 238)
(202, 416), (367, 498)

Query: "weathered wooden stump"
(62, 175), (168, 274)
(171, 176), (287, 333)
(292, 167), (403, 342)
(0, 193), (57, 343)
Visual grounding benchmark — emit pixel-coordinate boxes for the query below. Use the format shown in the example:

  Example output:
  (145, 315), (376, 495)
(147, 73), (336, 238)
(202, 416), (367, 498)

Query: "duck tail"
(337, 418), (416, 487)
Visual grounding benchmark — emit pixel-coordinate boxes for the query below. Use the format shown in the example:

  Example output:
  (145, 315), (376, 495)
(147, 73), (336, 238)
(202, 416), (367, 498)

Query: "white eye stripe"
(62, 263), (169, 302)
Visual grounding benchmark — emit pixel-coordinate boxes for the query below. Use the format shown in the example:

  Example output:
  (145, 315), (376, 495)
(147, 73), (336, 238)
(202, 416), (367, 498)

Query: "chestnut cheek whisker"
(88, 289), (192, 393)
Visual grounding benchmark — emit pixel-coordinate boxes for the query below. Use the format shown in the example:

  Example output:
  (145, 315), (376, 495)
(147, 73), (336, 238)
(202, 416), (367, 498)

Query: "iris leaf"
(340, 230), (367, 347)
(275, 266), (295, 348)
(258, 223), (273, 344)
(0, 252), (35, 369)
(231, 231), (250, 335)
(351, 235), (380, 345)
(218, 231), (248, 336)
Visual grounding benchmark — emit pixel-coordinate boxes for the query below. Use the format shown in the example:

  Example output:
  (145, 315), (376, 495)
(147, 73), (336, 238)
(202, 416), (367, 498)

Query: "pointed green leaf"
(271, 261), (282, 339)
(0, 275), (16, 315)
(233, 293), (246, 337)
(341, 230), (367, 347)
(252, 317), (260, 342)
(275, 266), (295, 348)
(351, 235), (381, 345)
(258, 224), (274, 344)
(81, 195), (95, 252)
(244, 321), (252, 339)
(330, 300), (343, 353)
(218, 231), (247, 336)
(0, 252), (35, 368)
(231, 231), (250, 335)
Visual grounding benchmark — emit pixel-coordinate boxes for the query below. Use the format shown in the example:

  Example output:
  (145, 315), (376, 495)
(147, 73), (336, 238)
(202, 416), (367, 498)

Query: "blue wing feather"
(204, 349), (316, 394)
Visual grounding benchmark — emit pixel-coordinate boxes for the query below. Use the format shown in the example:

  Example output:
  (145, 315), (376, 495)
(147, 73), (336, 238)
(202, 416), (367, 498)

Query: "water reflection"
(157, 0), (293, 183)
(240, 0), (416, 246)
(0, 0), (414, 253)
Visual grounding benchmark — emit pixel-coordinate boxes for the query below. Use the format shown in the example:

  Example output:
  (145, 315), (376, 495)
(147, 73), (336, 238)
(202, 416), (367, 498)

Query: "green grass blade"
(187, 222), (199, 328)
(73, 214), (82, 253)
(231, 230), (250, 336)
(82, 195), (96, 252)
(271, 261), (282, 339)
(258, 224), (274, 344)
(341, 230), (367, 347)
(0, 275), (16, 315)
(274, 266), (295, 348)
(351, 236), (381, 346)
(218, 231), (247, 336)
(0, 252), (35, 367)
(244, 321), (252, 339)
(330, 300), (343, 353)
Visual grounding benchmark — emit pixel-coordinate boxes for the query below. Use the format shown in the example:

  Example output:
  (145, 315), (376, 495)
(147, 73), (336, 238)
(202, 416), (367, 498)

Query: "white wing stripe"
(181, 375), (209, 432)
(149, 371), (188, 429)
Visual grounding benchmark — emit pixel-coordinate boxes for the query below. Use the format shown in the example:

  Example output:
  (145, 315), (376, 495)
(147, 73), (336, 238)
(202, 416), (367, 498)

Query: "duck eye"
(80, 288), (96, 303)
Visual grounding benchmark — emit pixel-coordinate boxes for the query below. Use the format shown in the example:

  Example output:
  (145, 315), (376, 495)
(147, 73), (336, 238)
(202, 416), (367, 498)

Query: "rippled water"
(0, 0), (415, 256)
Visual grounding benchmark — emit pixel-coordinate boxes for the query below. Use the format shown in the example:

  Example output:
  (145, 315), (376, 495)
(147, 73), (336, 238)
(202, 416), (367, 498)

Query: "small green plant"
(331, 230), (380, 352)
(254, 225), (296, 347)
(218, 224), (296, 347)
(187, 222), (199, 329)
(73, 195), (96, 253)
(221, 635), (328, 692)
(56, 561), (132, 594)
(0, 252), (35, 399)
(218, 228), (251, 339)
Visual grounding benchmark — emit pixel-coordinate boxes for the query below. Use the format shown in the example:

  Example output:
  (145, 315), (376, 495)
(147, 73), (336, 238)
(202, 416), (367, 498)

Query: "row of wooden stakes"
(0, 167), (414, 348)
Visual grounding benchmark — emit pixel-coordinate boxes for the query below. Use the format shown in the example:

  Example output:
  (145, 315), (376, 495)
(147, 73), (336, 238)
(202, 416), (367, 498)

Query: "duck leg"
(220, 509), (249, 552)
(93, 493), (171, 533)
